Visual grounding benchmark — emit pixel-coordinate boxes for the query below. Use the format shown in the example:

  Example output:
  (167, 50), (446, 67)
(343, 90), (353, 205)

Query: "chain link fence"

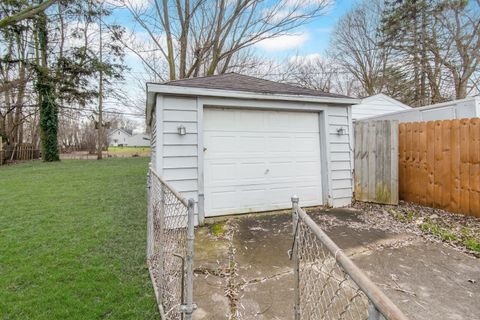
(147, 167), (195, 320)
(290, 196), (409, 320)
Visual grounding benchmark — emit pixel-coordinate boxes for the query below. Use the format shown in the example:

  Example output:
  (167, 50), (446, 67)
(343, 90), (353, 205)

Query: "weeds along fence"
(290, 196), (408, 320)
(399, 119), (480, 217)
(147, 167), (196, 320)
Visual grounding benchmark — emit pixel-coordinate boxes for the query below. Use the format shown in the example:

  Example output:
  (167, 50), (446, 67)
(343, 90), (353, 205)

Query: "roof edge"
(147, 83), (359, 103)
(361, 93), (411, 109)
(145, 83), (360, 129)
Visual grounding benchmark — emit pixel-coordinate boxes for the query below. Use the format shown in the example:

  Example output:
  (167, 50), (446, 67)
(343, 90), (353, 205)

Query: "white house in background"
(146, 73), (359, 225)
(352, 93), (411, 121)
(108, 128), (150, 147)
(357, 96), (480, 123)
(108, 128), (131, 146)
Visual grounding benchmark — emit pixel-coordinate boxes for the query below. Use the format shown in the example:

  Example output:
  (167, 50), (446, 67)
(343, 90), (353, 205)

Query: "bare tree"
(114, 0), (331, 81)
(431, 0), (480, 99)
(330, 0), (391, 96)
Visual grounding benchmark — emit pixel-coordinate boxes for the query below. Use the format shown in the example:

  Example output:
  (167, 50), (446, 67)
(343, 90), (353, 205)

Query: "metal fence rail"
(147, 166), (195, 320)
(291, 196), (409, 320)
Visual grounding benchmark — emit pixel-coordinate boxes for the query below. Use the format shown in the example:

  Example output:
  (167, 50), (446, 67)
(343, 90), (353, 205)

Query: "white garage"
(146, 73), (358, 225)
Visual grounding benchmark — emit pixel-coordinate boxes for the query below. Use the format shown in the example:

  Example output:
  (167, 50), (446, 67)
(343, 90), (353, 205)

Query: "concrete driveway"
(192, 208), (480, 320)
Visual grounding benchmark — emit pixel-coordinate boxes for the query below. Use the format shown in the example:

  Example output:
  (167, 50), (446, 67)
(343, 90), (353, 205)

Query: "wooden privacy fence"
(399, 118), (480, 217)
(354, 120), (399, 205)
(0, 144), (40, 165)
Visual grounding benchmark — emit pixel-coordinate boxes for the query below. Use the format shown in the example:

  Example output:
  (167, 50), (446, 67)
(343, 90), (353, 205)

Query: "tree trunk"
(36, 7), (59, 161)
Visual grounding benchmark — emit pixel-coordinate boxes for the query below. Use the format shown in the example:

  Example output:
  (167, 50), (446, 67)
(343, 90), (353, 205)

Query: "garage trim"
(146, 73), (357, 226)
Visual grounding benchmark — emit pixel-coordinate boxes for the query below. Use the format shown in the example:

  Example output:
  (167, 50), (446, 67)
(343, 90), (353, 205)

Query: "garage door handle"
(265, 169), (269, 174)
(203, 147), (207, 152)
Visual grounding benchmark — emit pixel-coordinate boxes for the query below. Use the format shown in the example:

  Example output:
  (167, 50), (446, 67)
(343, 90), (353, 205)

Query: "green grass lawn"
(107, 146), (150, 155)
(0, 158), (159, 319)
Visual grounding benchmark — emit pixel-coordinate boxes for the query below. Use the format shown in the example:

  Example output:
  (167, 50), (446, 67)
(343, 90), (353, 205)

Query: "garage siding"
(150, 112), (157, 169)
(327, 106), (353, 207)
(155, 95), (353, 219)
(157, 95), (199, 218)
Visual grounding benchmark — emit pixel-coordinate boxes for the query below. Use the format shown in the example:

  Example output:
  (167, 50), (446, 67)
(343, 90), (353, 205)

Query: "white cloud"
(256, 33), (309, 51)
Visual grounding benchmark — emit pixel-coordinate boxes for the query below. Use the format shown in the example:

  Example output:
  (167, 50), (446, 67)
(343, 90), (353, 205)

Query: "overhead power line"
(1, 104), (145, 117)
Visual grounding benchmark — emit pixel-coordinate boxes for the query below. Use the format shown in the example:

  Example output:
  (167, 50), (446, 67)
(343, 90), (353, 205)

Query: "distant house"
(352, 93), (411, 121)
(108, 128), (131, 147)
(108, 129), (150, 147)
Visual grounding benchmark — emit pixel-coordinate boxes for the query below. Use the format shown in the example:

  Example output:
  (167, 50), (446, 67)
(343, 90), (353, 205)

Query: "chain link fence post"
(291, 195), (300, 320)
(146, 164), (153, 259)
(183, 198), (196, 320)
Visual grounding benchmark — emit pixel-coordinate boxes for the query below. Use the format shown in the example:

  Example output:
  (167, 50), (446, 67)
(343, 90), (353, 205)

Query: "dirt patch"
(350, 201), (480, 257)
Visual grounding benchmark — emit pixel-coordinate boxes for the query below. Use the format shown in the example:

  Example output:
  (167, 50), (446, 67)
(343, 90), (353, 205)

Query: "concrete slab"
(193, 208), (480, 320)
(193, 226), (231, 320)
(193, 274), (229, 320)
(353, 240), (480, 320)
(238, 273), (294, 320)
(234, 212), (292, 278)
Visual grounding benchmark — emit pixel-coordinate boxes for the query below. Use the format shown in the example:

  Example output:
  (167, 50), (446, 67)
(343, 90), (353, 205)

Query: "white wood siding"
(150, 113), (157, 169)
(153, 95), (354, 221)
(157, 95), (199, 219)
(352, 95), (410, 120)
(327, 106), (353, 207)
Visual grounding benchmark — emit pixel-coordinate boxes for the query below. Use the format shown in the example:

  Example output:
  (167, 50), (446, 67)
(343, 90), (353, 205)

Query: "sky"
(254, 0), (356, 56)
(110, 0), (357, 68)
(106, 0), (358, 129)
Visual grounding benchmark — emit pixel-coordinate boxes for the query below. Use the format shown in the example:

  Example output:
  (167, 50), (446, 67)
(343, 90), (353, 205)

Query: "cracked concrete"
(193, 208), (480, 320)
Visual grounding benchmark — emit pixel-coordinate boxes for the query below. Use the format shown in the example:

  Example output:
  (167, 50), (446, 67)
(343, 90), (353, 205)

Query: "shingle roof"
(161, 73), (351, 99)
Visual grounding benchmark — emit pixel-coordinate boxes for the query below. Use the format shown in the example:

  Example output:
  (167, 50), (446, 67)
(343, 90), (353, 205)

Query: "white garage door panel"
(204, 108), (322, 216)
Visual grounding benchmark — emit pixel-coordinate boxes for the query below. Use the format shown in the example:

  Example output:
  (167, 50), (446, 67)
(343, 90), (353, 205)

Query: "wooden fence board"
(470, 119), (480, 216)
(406, 122), (413, 202)
(399, 123), (406, 200)
(442, 121), (452, 210)
(433, 121), (442, 209)
(451, 120), (461, 213)
(426, 122), (435, 208)
(418, 122), (428, 205)
(368, 122), (377, 199)
(397, 118), (480, 217)
(354, 120), (398, 204)
(390, 121), (399, 204)
(361, 122), (369, 200)
(460, 119), (470, 215)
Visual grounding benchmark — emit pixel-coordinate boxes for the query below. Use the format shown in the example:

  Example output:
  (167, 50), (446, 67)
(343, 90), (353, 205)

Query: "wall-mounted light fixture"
(337, 127), (346, 136)
(177, 125), (187, 135)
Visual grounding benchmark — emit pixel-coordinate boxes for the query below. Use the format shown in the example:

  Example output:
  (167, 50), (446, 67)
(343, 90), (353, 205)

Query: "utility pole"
(97, 2), (103, 160)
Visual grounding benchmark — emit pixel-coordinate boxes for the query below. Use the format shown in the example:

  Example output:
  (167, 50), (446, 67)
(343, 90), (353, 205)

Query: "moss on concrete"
(209, 222), (226, 237)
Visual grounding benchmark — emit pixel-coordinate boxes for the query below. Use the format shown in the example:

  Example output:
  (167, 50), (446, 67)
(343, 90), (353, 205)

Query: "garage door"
(204, 108), (323, 217)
